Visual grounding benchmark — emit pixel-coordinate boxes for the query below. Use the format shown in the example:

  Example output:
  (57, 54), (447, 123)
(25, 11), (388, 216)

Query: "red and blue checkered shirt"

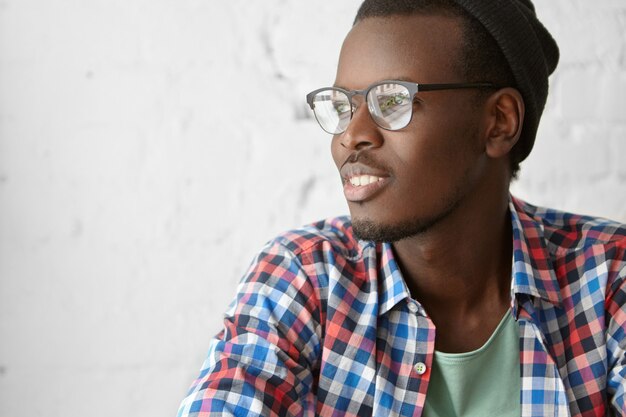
(178, 196), (626, 417)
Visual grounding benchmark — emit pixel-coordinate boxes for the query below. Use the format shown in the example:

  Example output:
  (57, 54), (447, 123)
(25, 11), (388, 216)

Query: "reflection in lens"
(312, 90), (351, 134)
(367, 83), (411, 130)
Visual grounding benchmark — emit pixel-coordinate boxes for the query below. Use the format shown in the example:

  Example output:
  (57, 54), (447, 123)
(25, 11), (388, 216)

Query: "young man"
(178, 1), (626, 416)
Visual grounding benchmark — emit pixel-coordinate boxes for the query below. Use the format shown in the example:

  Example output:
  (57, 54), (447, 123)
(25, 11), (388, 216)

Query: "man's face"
(331, 14), (490, 242)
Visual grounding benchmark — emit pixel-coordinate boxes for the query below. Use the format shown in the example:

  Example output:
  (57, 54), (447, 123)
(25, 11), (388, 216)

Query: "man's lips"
(340, 162), (391, 203)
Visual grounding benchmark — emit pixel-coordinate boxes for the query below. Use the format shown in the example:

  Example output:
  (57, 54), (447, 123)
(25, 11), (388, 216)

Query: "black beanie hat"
(452, 0), (560, 163)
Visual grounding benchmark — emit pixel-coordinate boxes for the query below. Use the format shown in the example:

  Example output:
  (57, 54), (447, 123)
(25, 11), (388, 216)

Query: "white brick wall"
(512, 0), (626, 218)
(0, 1), (624, 416)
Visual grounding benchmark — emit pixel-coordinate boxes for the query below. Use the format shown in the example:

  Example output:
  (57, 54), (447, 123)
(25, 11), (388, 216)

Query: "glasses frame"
(306, 80), (496, 134)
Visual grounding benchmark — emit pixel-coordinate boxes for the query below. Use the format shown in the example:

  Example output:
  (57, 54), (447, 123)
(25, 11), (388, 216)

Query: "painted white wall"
(0, 1), (624, 416)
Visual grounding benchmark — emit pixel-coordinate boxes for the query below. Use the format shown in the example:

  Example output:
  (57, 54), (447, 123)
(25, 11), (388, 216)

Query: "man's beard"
(353, 218), (434, 242)
(348, 140), (482, 243)
(351, 192), (462, 243)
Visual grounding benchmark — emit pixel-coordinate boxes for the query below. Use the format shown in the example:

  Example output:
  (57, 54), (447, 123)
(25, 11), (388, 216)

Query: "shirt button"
(414, 362), (427, 375)
(407, 302), (418, 313)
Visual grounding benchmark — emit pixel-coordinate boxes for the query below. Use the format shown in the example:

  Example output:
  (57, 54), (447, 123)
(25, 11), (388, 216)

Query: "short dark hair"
(354, 0), (523, 179)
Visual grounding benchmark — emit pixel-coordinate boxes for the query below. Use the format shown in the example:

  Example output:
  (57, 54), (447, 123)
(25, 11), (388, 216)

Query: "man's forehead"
(334, 14), (465, 89)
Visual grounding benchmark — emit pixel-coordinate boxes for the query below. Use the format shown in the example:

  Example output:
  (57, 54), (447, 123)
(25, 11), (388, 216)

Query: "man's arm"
(177, 240), (323, 417)
(606, 258), (626, 415)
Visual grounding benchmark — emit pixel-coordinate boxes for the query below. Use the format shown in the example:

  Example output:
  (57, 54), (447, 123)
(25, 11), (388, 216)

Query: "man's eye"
(335, 103), (350, 113)
(393, 94), (410, 105)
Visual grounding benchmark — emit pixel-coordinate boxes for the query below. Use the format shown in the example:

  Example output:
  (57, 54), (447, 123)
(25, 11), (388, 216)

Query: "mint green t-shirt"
(423, 311), (520, 417)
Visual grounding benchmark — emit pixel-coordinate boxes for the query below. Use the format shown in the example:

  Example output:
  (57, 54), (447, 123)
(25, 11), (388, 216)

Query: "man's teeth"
(349, 175), (383, 186)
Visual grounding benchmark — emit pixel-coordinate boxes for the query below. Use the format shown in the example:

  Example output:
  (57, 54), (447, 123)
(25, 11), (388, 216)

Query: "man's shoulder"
(268, 216), (367, 261)
(514, 196), (626, 252)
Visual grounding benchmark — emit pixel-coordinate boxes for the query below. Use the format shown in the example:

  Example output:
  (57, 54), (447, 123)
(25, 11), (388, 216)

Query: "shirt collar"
(377, 241), (411, 315)
(372, 194), (563, 316)
(509, 195), (562, 305)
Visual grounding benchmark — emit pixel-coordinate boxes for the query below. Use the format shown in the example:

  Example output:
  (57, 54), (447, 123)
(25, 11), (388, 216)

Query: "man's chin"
(351, 218), (434, 243)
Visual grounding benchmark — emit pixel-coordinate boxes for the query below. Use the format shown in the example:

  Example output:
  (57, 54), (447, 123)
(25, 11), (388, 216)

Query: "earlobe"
(484, 88), (525, 159)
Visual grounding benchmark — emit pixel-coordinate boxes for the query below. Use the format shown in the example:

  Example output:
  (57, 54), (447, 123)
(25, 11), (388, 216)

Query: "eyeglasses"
(305, 80), (495, 134)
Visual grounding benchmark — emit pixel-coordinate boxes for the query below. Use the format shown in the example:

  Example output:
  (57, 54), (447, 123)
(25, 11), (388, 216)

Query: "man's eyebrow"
(333, 77), (418, 90)
(387, 76), (416, 83)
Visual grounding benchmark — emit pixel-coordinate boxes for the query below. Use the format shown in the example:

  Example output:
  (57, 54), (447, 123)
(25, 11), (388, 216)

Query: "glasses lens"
(311, 89), (351, 134)
(367, 83), (412, 130)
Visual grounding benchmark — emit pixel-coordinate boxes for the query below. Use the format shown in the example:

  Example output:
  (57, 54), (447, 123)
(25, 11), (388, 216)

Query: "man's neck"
(391, 182), (513, 352)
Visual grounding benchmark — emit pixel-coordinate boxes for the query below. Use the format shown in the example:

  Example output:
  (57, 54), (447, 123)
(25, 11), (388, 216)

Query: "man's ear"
(482, 88), (525, 159)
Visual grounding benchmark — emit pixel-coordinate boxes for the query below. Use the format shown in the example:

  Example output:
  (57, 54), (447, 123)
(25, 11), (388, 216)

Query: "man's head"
(353, 0), (560, 179)
(320, 0), (559, 242)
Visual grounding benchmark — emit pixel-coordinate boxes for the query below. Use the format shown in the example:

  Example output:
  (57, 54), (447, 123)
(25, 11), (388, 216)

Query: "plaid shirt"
(178, 196), (626, 417)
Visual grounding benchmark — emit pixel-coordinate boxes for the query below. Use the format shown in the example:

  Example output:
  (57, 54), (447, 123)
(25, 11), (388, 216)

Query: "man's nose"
(339, 104), (384, 150)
